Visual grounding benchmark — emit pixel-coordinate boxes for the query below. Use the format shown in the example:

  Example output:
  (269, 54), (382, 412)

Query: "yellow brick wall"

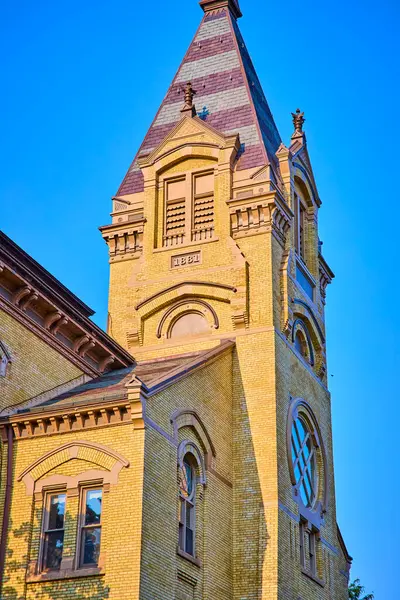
(141, 352), (233, 600)
(0, 309), (84, 411)
(104, 126), (349, 600)
(1, 425), (145, 600)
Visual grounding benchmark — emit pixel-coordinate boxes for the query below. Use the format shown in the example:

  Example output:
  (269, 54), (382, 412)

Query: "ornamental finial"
(199, 0), (242, 19)
(181, 82), (197, 117)
(291, 108), (305, 136)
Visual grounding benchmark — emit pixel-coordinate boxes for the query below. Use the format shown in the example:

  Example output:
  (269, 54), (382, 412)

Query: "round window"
(291, 416), (317, 508)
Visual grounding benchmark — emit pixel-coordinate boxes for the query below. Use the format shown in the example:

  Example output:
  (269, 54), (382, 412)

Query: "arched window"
(178, 455), (196, 556)
(292, 319), (314, 366)
(294, 330), (308, 359)
(177, 440), (205, 559)
(169, 312), (209, 339)
(287, 398), (327, 519)
(291, 415), (317, 508)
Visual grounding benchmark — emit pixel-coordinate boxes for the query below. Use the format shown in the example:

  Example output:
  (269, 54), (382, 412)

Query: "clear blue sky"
(1, 0), (399, 596)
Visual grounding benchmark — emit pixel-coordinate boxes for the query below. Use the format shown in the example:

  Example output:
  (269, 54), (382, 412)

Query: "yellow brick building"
(0, 0), (351, 598)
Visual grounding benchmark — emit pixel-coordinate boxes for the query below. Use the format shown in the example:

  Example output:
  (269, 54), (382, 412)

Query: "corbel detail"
(12, 285), (31, 307)
(100, 221), (145, 263)
(99, 356), (115, 373)
(228, 190), (293, 246)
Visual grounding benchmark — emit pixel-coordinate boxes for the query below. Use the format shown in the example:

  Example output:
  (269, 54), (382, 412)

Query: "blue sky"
(1, 0), (399, 596)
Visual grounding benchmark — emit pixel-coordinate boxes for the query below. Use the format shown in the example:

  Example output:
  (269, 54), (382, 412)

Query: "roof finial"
(291, 108), (305, 137)
(199, 0), (242, 20)
(181, 82), (197, 117)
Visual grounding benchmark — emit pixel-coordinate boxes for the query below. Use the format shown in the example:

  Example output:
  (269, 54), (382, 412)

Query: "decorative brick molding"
(318, 251), (334, 305)
(171, 409), (216, 469)
(0, 399), (135, 442)
(134, 281), (238, 346)
(157, 299), (219, 339)
(228, 189), (292, 246)
(100, 219), (145, 263)
(18, 440), (129, 495)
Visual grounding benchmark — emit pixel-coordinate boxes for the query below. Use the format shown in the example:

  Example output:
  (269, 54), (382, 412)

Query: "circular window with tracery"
(287, 398), (328, 520)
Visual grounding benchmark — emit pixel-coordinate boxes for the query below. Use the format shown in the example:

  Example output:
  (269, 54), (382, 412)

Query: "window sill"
(177, 547), (202, 568)
(26, 567), (105, 583)
(153, 236), (219, 254)
(301, 568), (325, 587)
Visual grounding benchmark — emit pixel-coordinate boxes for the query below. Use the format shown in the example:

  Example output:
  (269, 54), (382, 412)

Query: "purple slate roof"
(15, 342), (235, 414)
(117, 7), (281, 196)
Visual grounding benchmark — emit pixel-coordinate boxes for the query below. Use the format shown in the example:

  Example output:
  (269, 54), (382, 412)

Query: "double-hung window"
(79, 488), (103, 568)
(178, 457), (196, 556)
(41, 492), (66, 571)
(300, 519), (318, 578)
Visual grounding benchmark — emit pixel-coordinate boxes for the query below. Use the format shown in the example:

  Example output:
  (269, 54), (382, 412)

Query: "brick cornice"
(0, 396), (134, 441)
(0, 232), (135, 376)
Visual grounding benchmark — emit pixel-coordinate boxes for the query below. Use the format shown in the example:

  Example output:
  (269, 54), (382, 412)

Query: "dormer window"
(163, 170), (214, 247)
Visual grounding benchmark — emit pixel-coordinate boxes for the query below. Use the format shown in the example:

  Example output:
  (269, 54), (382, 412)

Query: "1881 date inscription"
(171, 251), (201, 269)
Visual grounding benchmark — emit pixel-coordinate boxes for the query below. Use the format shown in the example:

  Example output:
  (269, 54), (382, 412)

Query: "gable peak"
(199, 0), (242, 19)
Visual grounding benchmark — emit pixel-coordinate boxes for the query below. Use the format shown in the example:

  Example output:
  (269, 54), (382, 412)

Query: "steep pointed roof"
(117, 1), (282, 196)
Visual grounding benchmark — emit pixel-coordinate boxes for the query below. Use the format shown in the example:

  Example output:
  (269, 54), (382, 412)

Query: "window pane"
(179, 461), (194, 497)
(179, 522), (185, 550)
(82, 527), (101, 566)
(300, 485), (309, 507)
(185, 527), (194, 556)
(296, 419), (306, 441)
(85, 489), (102, 525)
(186, 503), (194, 528)
(44, 531), (64, 570)
(48, 494), (66, 530)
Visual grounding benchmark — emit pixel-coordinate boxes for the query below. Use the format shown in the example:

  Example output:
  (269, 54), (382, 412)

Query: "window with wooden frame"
(178, 455), (197, 557)
(299, 519), (319, 579)
(163, 170), (214, 247)
(78, 488), (103, 568)
(41, 492), (66, 572)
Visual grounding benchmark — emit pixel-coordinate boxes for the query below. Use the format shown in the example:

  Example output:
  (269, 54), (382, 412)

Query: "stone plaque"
(171, 251), (201, 269)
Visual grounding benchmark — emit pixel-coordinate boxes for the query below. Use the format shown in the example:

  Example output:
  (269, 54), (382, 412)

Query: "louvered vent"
(192, 172), (214, 242)
(164, 179), (186, 247)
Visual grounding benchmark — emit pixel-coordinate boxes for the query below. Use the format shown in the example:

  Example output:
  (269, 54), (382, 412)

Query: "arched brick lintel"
(18, 440), (130, 495)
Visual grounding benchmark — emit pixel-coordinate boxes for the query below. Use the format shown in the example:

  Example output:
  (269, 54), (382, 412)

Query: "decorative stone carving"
(127, 330), (141, 349)
(231, 310), (248, 330)
(100, 222), (144, 262)
(229, 190), (292, 246)
(319, 252), (334, 305)
(291, 108), (305, 136)
(12, 285), (31, 307)
(181, 81), (197, 117)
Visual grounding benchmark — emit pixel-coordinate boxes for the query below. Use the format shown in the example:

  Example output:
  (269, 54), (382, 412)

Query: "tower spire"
(199, 0), (242, 19)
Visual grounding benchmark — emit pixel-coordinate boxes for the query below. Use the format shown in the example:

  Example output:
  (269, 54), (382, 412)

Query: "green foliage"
(349, 578), (374, 600)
